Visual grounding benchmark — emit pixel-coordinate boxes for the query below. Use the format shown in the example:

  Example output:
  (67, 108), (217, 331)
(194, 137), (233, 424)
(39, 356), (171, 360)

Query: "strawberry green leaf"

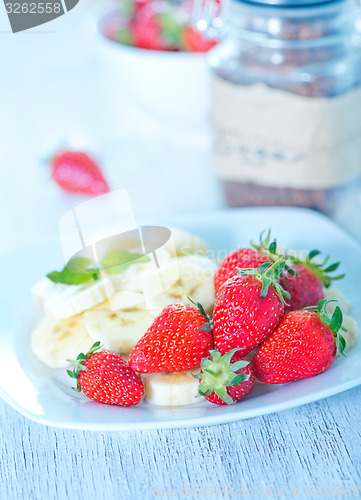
(308, 249), (321, 260)
(258, 262), (271, 275)
(260, 276), (272, 299)
(329, 306), (343, 333)
(195, 302), (208, 320)
(113, 27), (134, 46)
(214, 387), (234, 405)
(239, 257), (290, 305)
(209, 350), (222, 361)
(88, 341), (101, 352)
(67, 341), (102, 392)
(269, 241), (277, 255)
(229, 373), (247, 386)
(324, 262), (340, 273)
(197, 349), (250, 404)
(67, 369), (77, 379)
(317, 299), (328, 313)
(198, 323), (212, 332)
(229, 360), (249, 371)
(337, 333), (347, 357)
(290, 250), (345, 288)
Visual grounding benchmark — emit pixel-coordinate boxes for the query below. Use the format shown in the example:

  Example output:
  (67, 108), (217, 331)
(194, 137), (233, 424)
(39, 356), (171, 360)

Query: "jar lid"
(237, 0), (344, 6)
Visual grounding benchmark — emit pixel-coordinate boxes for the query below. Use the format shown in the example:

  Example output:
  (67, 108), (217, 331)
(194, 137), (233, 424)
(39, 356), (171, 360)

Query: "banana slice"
(342, 315), (358, 351)
(107, 247), (172, 296)
(142, 368), (204, 407)
(143, 255), (217, 316)
(32, 248), (172, 320)
(84, 302), (154, 353)
(32, 277), (112, 320)
(163, 228), (208, 257)
(324, 287), (351, 315)
(31, 315), (93, 368)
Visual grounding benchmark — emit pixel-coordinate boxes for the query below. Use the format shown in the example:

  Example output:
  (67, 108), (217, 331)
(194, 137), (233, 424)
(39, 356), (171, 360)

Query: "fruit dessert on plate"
(31, 228), (358, 408)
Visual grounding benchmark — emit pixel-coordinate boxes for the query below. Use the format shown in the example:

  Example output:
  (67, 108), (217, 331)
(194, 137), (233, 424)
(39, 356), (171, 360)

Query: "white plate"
(1, 207), (361, 430)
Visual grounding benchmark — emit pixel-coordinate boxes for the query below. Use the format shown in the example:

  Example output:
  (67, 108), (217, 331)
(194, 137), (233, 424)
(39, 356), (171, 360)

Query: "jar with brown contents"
(210, 0), (361, 215)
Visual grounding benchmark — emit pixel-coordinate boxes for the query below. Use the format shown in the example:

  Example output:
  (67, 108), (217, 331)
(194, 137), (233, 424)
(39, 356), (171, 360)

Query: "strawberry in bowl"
(102, 0), (218, 52)
(94, 0), (219, 128)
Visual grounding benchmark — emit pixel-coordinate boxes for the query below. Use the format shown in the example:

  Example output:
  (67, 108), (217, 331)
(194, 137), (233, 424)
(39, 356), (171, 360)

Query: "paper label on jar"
(211, 75), (361, 189)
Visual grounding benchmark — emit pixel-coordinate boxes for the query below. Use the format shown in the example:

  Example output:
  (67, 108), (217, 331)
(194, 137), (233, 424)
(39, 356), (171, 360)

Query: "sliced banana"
(107, 247), (172, 296)
(324, 286), (351, 315)
(31, 315), (93, 368)
(163, 228), (208, 257)
(32, 248), (172, 320)
(83, 301), (154, 353)
(142, 368), (204, 407)
(342, 315), (358, 352)
(143, 255), (217, 316)
(32, 277), (112, 320)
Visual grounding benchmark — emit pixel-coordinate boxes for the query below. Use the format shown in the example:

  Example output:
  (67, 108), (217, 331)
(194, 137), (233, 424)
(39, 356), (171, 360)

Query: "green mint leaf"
(66, 257), (93, 273)
(101, 250), (150, 275)
(47, 250), (150, 285)
(46, 268), (94, 285)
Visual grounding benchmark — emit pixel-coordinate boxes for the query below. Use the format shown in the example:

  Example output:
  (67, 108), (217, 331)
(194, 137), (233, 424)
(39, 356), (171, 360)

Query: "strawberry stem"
(66, 341), (102, 391)
(194, 348), (250, 404)
(288, 250), (344, 288)
(304, 300), (346, 356)
(237, 257), (291, 305)
(187, 296), (214, 338)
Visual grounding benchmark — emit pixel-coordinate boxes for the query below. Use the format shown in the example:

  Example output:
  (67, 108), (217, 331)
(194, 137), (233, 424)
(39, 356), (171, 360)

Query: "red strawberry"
(51, 150), (109, 195)
(282, 264), (324, 314)
(182, 26), (217, 52)
(282, 250), (344, 314)
(213, 259), (289, 356)
(195, 348), (254, 405)
(252, 232), (345, 314)
(129, 303), (213, 373)
(67, 342), (144, 406)
(252, 300), (345, 384)
(132, 8), (170, 50)
(214, 248), (269, 294)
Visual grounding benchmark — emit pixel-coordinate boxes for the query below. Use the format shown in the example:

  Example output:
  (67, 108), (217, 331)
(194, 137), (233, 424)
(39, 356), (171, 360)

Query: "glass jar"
(209, 0), (361, 215)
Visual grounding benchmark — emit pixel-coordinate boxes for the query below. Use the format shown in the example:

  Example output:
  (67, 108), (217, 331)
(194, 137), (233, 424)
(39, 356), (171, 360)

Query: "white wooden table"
(1, 387), (360, 499)
(1, 6), (361, 499)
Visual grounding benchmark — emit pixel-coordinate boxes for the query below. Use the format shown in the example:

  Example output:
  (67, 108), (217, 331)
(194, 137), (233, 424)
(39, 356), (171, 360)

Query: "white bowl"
(93, 10), (210, 129)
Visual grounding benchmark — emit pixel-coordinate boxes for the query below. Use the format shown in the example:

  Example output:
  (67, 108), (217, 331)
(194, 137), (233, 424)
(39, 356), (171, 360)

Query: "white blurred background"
(1, 0), (361, 256)
(0, 0), (223, 254)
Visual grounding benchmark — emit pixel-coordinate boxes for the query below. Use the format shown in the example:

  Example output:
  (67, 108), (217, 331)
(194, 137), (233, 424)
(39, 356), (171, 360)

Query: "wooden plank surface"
(1, 385), (360, 500)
